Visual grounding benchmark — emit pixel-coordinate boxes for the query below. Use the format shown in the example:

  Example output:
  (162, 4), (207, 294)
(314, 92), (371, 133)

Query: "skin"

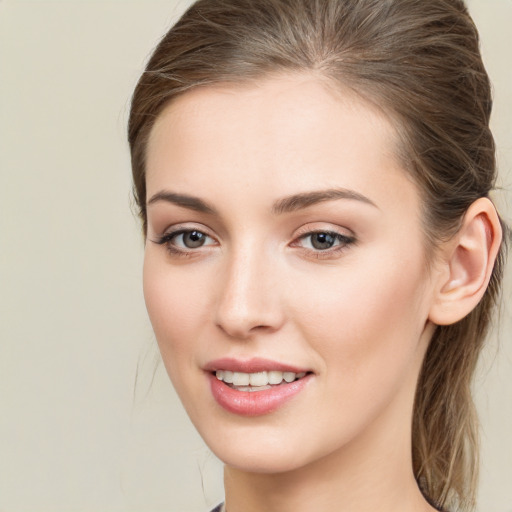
(143, 74), (448, 512)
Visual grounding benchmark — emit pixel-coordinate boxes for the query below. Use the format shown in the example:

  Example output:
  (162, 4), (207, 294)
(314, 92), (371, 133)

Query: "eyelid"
(153, 222), (216, 239)
(292, 222), (355, 240)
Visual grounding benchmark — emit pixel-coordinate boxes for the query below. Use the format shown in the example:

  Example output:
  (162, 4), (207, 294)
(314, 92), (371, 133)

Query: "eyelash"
(151, 228), (356, 259)
(292, 230), (356, 259)
(152, 228), (217, 258)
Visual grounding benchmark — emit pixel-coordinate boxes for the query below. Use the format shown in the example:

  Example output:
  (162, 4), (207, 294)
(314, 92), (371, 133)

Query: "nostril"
(215, 317), (280, 340)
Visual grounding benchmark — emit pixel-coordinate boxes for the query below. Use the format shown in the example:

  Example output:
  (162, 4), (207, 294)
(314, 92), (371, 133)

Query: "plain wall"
(0, 1), (510, 511)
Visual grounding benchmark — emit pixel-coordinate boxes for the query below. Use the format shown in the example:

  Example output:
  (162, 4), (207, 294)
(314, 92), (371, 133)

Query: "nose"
(214, 247), (285, 340)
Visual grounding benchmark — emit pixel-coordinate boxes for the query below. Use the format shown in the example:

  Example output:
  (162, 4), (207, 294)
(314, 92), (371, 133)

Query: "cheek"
(289, 246), (431, 384)
(142, 251), (209, 372)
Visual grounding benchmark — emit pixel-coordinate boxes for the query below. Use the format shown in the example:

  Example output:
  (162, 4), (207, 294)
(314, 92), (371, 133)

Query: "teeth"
(215, 370), (307, 387)
(268, 370), (283, 385)
(249, 372), (268, 386)
(232, 372), (250, 386)
(235, 385), (273, 392)
(283, 372), (295, 383)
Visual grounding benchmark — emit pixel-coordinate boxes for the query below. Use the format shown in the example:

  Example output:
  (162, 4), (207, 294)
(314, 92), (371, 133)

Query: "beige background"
(0, 1), (510, 511)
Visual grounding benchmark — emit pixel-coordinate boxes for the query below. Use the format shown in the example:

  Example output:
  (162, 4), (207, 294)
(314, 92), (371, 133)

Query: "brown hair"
(128, 1), (507, 510)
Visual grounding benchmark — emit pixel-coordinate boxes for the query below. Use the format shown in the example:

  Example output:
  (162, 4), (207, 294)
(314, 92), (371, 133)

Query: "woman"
(128, 1), (507, 511)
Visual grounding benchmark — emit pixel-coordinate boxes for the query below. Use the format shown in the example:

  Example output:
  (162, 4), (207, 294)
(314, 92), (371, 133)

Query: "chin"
(192, 422), (301, 473)
(215, 445), (308, 474)
(196, 419), (345, 476)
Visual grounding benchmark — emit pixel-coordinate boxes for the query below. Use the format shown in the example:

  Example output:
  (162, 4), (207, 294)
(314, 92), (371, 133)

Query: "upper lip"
(203, 357), (310, 374)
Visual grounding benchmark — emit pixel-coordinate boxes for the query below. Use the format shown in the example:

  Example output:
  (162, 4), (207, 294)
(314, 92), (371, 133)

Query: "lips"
(204, 357), (309, 374)
(215, 369), (307, 388)
(205, 358), (312, 416)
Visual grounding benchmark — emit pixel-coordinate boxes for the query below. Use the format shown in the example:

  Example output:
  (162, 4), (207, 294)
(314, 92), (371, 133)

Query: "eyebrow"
(147, 187), (378, 215)
(271, 188), (378, 214)
(147, 191), (217, 214)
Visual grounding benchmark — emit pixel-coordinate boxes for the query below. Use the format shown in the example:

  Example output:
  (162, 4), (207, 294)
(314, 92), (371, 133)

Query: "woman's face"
(143, 75), (438, 473)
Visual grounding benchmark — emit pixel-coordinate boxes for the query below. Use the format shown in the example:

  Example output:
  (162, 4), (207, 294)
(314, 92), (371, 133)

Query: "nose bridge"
(214, 238), (283, 339)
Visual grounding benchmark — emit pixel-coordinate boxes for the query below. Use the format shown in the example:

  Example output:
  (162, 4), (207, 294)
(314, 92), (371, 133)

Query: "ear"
(428, 197), (502, 326)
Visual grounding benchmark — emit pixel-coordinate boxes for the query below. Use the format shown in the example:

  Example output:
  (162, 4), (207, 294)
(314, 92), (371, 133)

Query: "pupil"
(184, 231), (205, 248)
(312, 232), (335, 250)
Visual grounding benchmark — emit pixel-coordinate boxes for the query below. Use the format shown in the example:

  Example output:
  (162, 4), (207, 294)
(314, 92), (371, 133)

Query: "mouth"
(205, 358), (313, 416)
(213, 370), (309, 392)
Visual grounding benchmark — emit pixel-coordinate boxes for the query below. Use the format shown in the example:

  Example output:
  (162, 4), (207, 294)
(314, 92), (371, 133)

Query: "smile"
(205, 359), (313, 416)
(215, 370), (307, 391)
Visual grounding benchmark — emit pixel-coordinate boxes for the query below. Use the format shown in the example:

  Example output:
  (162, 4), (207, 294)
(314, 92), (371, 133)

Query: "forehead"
(149, 74), (397, 157)
(145, 74), (418, 216)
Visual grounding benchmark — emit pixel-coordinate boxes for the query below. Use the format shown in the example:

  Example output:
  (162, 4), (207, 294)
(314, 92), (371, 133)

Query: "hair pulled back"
(128, 1), (507, 510)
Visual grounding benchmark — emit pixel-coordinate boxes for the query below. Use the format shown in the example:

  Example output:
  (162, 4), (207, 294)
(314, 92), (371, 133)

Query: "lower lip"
(208, 373), (312, 417)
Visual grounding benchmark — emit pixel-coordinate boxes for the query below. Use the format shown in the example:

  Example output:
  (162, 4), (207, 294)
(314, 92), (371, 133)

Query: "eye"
(152, 228), (217, 255)
(173, 230), (211, 249)
(305, 232), (339, 250)
(294, 230), (355, 253)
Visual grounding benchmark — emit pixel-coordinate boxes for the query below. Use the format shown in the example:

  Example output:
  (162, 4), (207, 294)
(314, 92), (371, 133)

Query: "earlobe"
(428, 197), (502, 326)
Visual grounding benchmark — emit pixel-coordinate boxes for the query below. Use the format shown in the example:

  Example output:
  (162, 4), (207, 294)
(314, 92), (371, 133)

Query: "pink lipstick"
(205, 358), (312, 416)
